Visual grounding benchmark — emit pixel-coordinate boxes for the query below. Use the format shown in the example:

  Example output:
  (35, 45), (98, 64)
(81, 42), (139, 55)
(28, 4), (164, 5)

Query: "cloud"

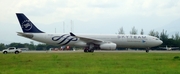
(1, 0), (180, 44)
(1, 0), (180, 23)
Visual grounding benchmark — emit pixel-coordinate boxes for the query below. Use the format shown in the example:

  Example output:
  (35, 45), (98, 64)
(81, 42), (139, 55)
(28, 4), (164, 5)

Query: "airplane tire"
(90, 50), (94, 53)
(146, 50), (149, 53)
(88, 50), (91, 52)
(84, 49), (88, 53)
(84, 49), (86, 52)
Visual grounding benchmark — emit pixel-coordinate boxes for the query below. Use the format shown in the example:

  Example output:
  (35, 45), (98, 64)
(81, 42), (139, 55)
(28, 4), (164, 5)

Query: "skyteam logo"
(21, 20), (32, 31)
(142, 40), (146, 43)
(52, 34), (78, 45)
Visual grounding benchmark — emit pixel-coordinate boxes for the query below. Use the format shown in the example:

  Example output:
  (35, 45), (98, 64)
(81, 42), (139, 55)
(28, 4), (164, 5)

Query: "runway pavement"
(1, 50), (179, 53)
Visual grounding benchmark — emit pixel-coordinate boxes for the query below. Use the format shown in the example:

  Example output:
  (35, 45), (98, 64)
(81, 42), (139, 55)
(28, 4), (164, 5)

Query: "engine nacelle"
(100, 42), (117, 50)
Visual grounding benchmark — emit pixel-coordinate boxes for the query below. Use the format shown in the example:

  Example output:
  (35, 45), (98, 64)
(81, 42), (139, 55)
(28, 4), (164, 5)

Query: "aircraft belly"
(114, 39), (147, 48)
(112, 38), (128, 47)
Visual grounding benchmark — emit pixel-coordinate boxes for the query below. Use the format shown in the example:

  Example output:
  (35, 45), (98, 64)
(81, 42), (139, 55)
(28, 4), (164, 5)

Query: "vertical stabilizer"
(16, 13), (44, 33)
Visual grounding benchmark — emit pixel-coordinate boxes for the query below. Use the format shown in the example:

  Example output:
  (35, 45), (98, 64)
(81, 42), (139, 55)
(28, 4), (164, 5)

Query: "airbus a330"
(16, 13), (163, 53)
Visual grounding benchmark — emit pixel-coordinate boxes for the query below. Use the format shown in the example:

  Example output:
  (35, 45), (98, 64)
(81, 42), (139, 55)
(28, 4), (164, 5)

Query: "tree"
(46, 44), (60, 50)
(0, 43), (6, 51)
(171, 34), (175, 40)
(118, 27), (125, 34)
(174, 32), (180, 40)
(29, 41), (36, 50)
(36, 44), (47, 50)
(172, 32), (180, 47)
(130, 26), (138, 35)
(149, 30), (159, 38)
(166, 39), (174, 46)
(140, 29), (144, 35)
(155, 31), (159, 38)
(149, 30), (155, 36)
(160, 29), (169, 46)
(9, 43), (24, 48)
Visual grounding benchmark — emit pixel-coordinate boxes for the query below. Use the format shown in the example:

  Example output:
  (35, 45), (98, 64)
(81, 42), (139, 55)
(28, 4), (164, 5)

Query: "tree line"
(0, 41), (60, 51)
(118, 27), (180, 48)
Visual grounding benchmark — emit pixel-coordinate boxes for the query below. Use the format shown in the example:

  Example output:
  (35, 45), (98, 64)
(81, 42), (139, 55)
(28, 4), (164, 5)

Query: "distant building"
(18, 48), (29, 51)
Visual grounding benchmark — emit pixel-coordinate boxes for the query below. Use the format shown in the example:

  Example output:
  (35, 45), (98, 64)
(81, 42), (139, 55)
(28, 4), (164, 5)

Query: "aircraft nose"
(159, 40), (163, 45)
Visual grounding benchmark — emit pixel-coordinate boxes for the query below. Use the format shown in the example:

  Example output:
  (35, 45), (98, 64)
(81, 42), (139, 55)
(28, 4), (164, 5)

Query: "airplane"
(16, 13), (163, 53)
(159, 45), (179, 50)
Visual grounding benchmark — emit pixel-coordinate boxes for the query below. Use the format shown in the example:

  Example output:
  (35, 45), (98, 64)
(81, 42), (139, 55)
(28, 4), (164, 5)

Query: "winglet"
(70, 32), (76, 36)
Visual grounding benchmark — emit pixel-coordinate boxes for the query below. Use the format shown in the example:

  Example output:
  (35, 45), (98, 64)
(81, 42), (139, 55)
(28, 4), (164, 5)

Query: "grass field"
(0, 52), (180, 74)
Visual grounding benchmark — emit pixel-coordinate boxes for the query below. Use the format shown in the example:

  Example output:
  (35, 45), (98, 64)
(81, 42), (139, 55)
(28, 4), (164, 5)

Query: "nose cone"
(158, 40), (163, 45)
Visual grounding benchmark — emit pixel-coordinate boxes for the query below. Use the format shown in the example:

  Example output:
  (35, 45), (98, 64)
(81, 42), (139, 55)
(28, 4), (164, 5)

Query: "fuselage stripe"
(52, 34), (78, 45)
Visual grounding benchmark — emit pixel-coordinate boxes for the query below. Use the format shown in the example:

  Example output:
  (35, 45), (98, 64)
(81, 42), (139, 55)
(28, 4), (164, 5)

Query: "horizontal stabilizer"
(17, 32), (33, 38)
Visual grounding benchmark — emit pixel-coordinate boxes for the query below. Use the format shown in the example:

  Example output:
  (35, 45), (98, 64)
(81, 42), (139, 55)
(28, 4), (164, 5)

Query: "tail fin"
(16, 13), (44, 33)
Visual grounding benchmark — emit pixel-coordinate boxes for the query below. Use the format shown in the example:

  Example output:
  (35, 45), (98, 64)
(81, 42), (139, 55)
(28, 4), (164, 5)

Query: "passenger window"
(9, 48), (14, 50)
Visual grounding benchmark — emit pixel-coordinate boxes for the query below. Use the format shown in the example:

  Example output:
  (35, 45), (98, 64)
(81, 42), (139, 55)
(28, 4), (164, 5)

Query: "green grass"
(0, 52), (180, 74)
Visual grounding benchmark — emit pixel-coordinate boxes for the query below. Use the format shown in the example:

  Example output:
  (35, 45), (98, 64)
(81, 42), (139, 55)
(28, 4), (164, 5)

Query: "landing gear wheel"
(146, 47), (150, 53)
(90, 49), (94, 52)
(88, 50), (91, 52)
(84, 44), (95, 53)
(84, 49), (88, 52)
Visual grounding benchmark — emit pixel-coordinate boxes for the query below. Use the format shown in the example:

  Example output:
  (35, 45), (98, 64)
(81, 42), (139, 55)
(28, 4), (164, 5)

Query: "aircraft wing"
(77, 36), (103, 43)
(70, 32), (106, 44)
(17, 32), (33, 38)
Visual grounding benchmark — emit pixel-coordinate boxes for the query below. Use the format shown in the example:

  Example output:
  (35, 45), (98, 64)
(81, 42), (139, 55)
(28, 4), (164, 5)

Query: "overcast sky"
(0, 0), (180, 44)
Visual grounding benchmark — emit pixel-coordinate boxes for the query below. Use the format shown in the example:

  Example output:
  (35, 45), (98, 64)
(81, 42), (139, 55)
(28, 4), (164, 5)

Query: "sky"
(0, 0), (180, 44)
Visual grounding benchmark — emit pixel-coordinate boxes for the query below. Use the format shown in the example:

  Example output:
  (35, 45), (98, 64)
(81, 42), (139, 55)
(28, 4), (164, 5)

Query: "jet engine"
(100, 42), (117, 50)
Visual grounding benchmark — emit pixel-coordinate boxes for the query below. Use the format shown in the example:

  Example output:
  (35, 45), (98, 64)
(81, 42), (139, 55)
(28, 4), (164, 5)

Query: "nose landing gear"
(146, 47), (150, 53)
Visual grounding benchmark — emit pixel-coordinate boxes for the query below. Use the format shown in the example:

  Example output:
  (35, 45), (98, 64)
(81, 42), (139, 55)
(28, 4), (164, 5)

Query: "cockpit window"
(156, 38), (159, 40)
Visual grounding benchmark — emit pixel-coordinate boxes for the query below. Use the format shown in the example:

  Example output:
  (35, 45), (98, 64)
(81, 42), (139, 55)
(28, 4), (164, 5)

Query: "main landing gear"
(84, 44), (95, 53)
(84, 48), (94, 53)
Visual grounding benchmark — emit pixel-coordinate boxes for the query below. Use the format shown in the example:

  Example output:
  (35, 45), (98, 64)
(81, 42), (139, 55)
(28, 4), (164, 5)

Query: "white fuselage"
(15, 13), (163, 51)
(18, 33), (163, 49)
